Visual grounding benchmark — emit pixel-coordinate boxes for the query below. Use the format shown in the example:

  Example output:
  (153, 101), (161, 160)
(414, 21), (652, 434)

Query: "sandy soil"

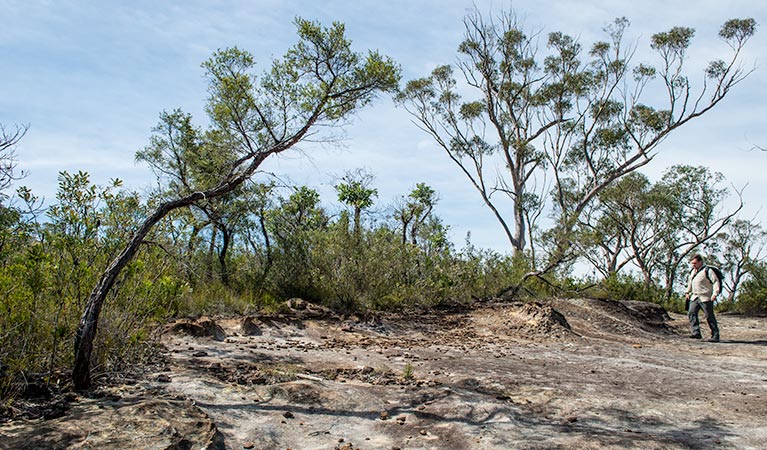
(2, 298), (766, 450)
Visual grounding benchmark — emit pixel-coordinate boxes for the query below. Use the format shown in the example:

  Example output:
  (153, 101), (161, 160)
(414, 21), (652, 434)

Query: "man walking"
(684, 254), (721, 342)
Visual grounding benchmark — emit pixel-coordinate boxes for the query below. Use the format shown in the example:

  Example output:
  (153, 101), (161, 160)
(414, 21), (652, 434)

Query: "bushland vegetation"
(1, 161), (764, 402)
(1, 10), (763, 402)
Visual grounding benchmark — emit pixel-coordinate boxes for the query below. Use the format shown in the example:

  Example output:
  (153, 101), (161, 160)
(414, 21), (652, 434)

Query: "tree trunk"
(73, 196), (187, 389)
(206, 227), (217, 280)
(399, 217), (410, 246)
(218, 225), (231, 286)
(73, 153), (269, 390)
(353, 207), (361, 238)
(513, 184), (526, 255)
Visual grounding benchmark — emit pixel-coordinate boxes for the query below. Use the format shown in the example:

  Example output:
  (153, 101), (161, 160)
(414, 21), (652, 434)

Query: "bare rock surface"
(0, 388), (224, 449)
(2, 298), (767, 449)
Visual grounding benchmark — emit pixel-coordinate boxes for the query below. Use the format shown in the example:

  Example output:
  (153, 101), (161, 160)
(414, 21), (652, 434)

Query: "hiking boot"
(705, 337), (720, 343)
(689, 334), (702, 339)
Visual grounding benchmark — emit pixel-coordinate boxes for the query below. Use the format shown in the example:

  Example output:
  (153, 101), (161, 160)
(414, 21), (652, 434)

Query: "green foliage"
(336, 169), (378, 237)
(402, 362), (415, 380)
(573, 162), (739, 306)
(336, 181), (377, 211)
(0, 172), (178, 399)
(730, 260), (767, 315)
(651, 27), (695, 54)
(719, 18), (757, 44)
(589, 272), (665, 301)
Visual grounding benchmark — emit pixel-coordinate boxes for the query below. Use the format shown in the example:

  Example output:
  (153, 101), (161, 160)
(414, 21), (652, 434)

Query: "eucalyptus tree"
(137, 111), (249, 285)
(576, 164), (741, 297)
(73, 18), (400, 389)
(713, 218), (767, 303)
(335, 169), (378, 238)
(392, 182), (438, 246)
(650, 165), (741, 300)
(239, 181), (277, 287)
(573, 172), (652, 278)
(397, 6), (756, 283)
(406, 182), (438, 247)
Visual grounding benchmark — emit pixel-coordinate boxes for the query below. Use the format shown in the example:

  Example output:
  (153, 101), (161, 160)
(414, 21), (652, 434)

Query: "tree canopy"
(71, 18), (400, 389)
(397, 8), (756, 287)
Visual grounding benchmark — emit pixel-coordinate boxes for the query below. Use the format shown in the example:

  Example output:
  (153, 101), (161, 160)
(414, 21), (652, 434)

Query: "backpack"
(704, 266), (724, 294)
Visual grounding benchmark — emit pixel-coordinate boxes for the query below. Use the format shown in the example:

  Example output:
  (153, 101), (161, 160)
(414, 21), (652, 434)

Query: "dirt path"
(2, 298), (766, 449)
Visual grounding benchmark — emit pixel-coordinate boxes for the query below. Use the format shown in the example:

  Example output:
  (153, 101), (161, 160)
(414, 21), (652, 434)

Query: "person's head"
(690, 254), (704, 270)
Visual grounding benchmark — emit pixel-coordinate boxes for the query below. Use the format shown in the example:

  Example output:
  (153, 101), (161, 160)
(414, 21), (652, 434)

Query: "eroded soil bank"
(2, 298), (766, 450)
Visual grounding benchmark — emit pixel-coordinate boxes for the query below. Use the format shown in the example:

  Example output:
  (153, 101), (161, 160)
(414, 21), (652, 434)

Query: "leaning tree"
(72, 18), (399, 389)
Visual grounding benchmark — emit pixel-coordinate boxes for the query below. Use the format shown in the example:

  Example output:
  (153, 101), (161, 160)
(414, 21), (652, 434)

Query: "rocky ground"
(1, 298), (766, 450)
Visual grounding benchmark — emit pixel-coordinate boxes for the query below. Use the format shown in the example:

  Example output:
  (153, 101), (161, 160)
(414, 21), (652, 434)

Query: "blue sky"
(2, 0), (766, 253)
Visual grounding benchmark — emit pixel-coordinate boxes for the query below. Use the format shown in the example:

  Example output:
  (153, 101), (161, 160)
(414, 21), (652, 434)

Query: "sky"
(2, 0), (766, 254)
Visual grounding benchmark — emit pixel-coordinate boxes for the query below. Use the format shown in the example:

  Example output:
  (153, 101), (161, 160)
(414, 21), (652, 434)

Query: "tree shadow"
(719, 339), (767, 346)
(191, 384), (738, 449)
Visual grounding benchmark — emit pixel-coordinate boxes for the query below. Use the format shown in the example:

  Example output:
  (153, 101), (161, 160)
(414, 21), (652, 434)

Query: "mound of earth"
(489, 301), (573, 340)
(549, 298), (675, 340)
(165, 316), (227, 341)
(2, 298), (766, 450)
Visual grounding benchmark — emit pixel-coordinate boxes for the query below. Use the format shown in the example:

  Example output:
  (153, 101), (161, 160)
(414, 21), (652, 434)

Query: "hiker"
(684, 253), (721, 342)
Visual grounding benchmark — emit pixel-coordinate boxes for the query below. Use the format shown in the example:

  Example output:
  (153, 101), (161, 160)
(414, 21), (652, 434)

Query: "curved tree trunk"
(73, 154), (269, 390)
(73, 193), (204, 389)
(71, 19), (400, 389)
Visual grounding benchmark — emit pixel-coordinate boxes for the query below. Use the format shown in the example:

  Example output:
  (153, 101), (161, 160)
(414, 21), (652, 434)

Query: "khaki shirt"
(685, 266), (721, 303)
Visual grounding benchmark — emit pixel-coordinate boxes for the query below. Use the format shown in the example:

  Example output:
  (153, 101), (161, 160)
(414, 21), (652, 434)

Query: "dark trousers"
(688, 298), (719, 339)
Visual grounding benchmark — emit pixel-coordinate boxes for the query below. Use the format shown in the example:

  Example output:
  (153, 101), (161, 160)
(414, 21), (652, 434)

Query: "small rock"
(379, 411), (390, 420)
(242, 442), (255, 449)
(156, 374), (172, 383)
(283, 411), (294, 419)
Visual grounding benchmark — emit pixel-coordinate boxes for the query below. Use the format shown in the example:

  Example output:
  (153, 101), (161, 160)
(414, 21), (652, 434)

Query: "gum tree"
(72, 18), (400, 389)
(573, 166), (741, 299)
(712, 218), (766, 303)
(397, 7), (756, 289)
(648, 165), (741, 300)
(392, 182), (438, 247)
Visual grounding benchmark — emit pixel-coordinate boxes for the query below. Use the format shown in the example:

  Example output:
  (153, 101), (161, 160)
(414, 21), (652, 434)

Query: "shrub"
(731, 261), (767, 315)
